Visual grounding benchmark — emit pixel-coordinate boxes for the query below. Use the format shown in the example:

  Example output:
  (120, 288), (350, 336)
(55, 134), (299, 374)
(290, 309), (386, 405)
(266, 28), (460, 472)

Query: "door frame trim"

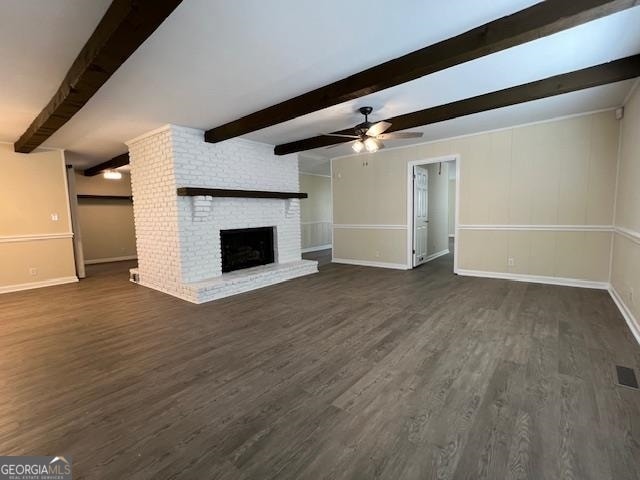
(406, 154), (460, 271)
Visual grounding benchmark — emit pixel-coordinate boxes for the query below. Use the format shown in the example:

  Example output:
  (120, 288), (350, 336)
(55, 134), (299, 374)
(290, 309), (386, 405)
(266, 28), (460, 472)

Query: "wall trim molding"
(332, 258), (409, 270)
(458, 224), (613, 232)
(622, 77), (640, 106)
(301, 244), (332, 253)
(333, 224), (407, 230)
(422, 249), (450, 264)
(0, 276), (78, 294)
(84, 255), (138, 265)
(0, 232), (74, 243)
(299, 172), (331, 178)
(456, 269), (609, 290)
(609, 286), (640, 346)
(615, 226), (640, 245)
(448, 234), (455, 238)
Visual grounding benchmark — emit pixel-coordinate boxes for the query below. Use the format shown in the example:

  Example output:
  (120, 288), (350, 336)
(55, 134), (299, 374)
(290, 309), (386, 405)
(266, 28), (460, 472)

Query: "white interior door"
(413, 165), (429, 267)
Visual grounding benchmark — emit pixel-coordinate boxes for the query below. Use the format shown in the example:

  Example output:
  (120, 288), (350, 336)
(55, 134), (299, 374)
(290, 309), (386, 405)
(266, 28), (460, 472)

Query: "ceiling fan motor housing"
(355, 124), (371, 137)
(356, 106), (374, 137)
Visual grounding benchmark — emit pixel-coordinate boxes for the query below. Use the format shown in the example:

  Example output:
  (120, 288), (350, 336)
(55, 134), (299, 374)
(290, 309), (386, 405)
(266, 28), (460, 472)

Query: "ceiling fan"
(323, 106), (423, 153)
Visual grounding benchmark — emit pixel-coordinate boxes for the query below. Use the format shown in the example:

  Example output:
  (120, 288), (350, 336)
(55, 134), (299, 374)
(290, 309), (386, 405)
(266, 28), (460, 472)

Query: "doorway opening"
(66, 167), (137, 279)
(406, 155), (459, 271)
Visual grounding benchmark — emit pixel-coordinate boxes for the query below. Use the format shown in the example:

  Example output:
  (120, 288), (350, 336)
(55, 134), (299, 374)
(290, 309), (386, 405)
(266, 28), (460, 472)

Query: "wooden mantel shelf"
(176, 187), (307, 199)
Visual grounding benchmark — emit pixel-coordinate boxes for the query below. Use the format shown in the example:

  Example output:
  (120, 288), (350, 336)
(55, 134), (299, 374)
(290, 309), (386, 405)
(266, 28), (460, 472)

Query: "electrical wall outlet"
(50, 213), (59, 221)
(507, 257), (515, 267)
(375, 251), (380, 258)
(29, 267), (37, 276)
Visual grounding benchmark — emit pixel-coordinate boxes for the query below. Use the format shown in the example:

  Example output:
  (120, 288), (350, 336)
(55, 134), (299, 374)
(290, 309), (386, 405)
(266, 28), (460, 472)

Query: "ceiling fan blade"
(321, 133), (360, 139)
(366, 121), (392, 137)
(325, 141), (353, 149)
(377, 131), (423, 140)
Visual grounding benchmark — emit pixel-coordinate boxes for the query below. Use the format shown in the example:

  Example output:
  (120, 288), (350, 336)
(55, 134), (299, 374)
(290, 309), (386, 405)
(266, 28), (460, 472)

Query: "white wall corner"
(609, 287), (640, 346)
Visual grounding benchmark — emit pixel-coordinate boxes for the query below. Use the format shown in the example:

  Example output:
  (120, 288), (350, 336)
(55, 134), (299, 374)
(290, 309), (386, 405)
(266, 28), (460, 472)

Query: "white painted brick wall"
(128, 124), (314, 303)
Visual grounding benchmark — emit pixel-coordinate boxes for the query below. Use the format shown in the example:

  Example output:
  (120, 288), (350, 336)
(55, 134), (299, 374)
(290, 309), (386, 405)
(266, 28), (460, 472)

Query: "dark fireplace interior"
(221, 227), (275, 273)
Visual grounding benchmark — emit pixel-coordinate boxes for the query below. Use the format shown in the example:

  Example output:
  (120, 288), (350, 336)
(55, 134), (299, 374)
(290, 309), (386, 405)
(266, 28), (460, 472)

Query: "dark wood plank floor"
(1, 250), (640, 479)
(302, 248), (332, 267)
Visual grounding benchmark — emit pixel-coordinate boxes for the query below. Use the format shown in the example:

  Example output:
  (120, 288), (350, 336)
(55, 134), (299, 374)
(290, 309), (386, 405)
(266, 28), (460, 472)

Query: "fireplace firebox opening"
(220, 227), (275, 273)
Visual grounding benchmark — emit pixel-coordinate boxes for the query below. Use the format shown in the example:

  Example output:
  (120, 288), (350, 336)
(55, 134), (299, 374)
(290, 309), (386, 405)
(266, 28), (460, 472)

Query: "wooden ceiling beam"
(14, 0), (183, 153)
(205, 0), (640, 143)
(83, 153), (129, 176)
(273, 55), (640, 155)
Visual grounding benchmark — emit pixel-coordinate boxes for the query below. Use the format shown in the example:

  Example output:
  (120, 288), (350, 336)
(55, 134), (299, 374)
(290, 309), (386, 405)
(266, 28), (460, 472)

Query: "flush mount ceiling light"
(103, 170), (122, 180)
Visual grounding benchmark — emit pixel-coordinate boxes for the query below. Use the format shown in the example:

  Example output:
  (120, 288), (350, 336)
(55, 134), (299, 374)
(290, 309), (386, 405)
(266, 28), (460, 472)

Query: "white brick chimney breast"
(127, 124), (317, 303)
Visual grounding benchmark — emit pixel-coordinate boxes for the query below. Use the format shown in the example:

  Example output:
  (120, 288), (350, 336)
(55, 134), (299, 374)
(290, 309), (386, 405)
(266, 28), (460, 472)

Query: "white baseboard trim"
(422, 249), (449, 264)
(301, 244), (332, 253)
(85, 255), (137, 265)
(609, 287), (640, 346)
(455, 269), (609, 290)
(332, 258), (409, 270)
(448, 234), (455, 238)
(0, 276), (79, 294)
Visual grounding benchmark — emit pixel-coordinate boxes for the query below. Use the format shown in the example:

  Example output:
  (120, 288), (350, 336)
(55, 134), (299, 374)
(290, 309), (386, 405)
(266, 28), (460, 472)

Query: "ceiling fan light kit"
(364, 137), (380, 153)
(325, 106), (423, 153)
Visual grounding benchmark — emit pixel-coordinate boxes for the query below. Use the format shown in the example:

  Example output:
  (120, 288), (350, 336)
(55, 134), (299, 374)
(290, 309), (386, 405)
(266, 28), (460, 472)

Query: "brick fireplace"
(127, 124), (318, 303)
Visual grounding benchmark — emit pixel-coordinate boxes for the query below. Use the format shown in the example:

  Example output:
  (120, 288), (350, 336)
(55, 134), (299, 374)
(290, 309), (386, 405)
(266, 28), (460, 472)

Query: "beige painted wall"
(299, 173), (332, 250)
(448, 178), (456, 237)
(423, 162), (449, 256)
(75, 171), (133, 196)
(0, 143), (76, 290)
(611, 83), (640, 323)
(332, 110), (619, 282)
(457, 230), (611, 281)
(75, 171), (137, 262)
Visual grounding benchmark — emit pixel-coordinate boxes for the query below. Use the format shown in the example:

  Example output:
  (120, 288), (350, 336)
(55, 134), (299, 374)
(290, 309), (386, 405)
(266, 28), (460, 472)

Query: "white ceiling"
(2, 0), (640, 169)
(0, 0), (111, 144)
(297, 80), (636, 175)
